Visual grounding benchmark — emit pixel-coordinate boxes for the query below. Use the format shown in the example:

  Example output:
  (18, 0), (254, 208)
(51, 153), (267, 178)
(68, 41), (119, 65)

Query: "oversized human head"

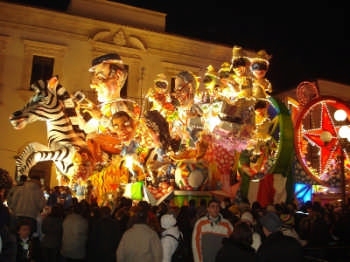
(231, 46), (250, 77)
(89, 53), (128, 103)
(110, 110), (136, 143)
(250, 49), (271, 80)
(153, 73), (169, 94)
(173, 70), (198, 107)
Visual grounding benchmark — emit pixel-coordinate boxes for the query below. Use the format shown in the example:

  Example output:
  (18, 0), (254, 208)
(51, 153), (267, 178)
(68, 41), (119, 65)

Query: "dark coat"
(87, 216), (122, 262)
(256, 231), (304, 262)
(215, 237), (256, 262)
(41, 215), (63, 249)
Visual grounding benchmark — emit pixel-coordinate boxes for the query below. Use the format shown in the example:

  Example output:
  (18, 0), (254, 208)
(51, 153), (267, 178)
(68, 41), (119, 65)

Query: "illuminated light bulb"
(338, 125), (350, 139)
(334, 109), (347, 122)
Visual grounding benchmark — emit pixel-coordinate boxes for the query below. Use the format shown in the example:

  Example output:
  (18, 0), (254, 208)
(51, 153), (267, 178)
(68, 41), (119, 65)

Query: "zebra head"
(9, 76), (63, 130)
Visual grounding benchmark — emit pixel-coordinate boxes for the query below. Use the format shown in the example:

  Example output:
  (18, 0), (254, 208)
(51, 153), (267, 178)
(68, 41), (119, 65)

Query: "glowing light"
(338, 125), (350, 140)
(207, 116), (220, 132)
(320, 131), (332, 143)
(334, 109), (347, 122)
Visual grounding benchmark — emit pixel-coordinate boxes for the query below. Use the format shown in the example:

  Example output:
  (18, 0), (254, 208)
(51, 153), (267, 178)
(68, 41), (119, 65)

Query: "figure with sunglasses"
(143, 73), (175, 120)
(251, 49), (272, 99)
(230, 45), (254, 100)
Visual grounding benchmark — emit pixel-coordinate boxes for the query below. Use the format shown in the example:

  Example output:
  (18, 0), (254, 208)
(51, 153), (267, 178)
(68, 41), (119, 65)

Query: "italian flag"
(241, 173), (289, 207)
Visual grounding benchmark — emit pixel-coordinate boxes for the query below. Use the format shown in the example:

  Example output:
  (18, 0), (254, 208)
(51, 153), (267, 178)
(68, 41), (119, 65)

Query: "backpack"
(164, 233), (189, 262)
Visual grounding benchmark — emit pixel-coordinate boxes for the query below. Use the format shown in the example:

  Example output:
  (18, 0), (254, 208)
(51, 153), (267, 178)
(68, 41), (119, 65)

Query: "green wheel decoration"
(238, 96), (294, 199)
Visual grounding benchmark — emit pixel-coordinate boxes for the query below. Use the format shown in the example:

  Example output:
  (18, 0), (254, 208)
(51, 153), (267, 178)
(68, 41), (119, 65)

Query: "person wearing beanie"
(256, 211), (304, 262)
(280, 211), (307, 247)
(240, 210), (262, 251)
(160, 213), (181, 262)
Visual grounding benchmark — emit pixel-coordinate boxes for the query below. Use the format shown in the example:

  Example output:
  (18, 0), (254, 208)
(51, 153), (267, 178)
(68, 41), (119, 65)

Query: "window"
(30, 55), (54, 84)
(22, 40), (66, 89)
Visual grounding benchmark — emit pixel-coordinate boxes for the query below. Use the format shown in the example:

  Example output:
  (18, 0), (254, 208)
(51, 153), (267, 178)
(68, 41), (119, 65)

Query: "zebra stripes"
(9, 76), (92, 182)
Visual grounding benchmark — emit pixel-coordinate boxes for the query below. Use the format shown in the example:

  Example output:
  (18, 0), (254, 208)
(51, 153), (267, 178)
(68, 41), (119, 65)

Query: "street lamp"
(334, 109), (350, 211)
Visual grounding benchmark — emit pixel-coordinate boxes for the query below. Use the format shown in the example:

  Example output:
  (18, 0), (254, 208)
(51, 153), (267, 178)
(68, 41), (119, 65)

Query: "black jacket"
(215, 237), (256, 262)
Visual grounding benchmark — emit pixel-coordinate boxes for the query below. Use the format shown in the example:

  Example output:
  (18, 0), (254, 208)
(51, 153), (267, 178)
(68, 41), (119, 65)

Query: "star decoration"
(303, 102), (341, 175)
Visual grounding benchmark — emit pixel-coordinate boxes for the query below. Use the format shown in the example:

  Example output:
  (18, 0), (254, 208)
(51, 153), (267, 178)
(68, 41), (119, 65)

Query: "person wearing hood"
(160, 213), (181, 262)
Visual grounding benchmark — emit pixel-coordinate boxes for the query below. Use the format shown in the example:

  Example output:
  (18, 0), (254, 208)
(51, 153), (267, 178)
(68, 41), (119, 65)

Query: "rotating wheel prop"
(294, 96), (350, 187)
(238, 96), (294, 201)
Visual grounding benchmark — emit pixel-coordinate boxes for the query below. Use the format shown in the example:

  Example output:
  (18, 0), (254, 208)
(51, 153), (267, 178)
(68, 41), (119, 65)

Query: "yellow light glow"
(320, 131), (332, 143)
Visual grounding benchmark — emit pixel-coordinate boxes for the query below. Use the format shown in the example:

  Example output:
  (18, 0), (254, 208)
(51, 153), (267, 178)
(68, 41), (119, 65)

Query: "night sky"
(115, 1), (349, 94)
(9, 0), (350, 93)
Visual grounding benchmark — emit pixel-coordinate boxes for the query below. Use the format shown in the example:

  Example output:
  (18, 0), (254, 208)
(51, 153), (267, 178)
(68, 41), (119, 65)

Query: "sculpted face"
(90, 62), (126, 103)
(111, 112), (136, 143)
(251, 61), (268, 80)
(173, 76), (193, 106)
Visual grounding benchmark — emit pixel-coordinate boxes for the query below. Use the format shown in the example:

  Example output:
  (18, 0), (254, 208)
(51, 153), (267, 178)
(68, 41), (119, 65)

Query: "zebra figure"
(9, 76), (93, 185)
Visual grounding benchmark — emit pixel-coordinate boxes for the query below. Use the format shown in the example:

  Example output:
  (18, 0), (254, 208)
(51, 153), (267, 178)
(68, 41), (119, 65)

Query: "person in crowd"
(240, 210), (263, 251)
(279, 205), (307, 247)
(60, 201), (89, 262)
(16, 175), (28, 186)
(215, 221), (256, 262)
(176, 205), (195, 261)
(16, 219), (41, 262)
(40, 204), (64, 262)
(298, 201), (332, 247)
(87, 206), (122, 262)
(220, 198), (240, 226)
(136, 200), (162, 236)
(0, 168), (16, 262)
(117, 204), (162, 262)
(160, 213), (181, 262)
(7, 175), (46, 237)
(112, 197), (133, 236)
(46, 186), (60, 207)
(192, 198), (233, 262)
(194, 199), (207, 221)
(256, 211), (304, 262)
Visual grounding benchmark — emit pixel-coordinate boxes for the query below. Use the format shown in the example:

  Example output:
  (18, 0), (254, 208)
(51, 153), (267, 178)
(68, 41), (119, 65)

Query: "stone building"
(0, 0), (238, 186)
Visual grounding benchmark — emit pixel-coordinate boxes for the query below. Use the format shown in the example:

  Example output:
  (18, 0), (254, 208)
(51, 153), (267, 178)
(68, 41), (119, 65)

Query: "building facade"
(0, 0), (237, 186)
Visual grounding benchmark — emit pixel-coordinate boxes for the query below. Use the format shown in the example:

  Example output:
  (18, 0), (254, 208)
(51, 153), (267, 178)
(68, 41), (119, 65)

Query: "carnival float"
(8, 45), (350, 207)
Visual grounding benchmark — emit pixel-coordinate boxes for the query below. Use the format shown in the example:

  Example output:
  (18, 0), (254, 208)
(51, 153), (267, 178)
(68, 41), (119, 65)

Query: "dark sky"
(115, 1), (349, 94)
(10, 0), (350, 93)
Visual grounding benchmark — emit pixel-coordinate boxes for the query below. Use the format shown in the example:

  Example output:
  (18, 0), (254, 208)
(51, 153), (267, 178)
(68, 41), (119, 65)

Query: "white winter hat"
(241, 211), (254, 224)
(161, 214), (177, 229)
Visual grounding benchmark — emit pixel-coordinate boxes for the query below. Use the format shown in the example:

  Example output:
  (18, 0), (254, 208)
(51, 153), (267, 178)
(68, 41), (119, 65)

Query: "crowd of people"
(1, 168), (350, 262)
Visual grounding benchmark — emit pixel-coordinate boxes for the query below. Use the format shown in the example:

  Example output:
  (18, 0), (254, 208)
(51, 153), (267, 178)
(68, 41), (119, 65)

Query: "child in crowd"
(16, 219), (41, 262)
